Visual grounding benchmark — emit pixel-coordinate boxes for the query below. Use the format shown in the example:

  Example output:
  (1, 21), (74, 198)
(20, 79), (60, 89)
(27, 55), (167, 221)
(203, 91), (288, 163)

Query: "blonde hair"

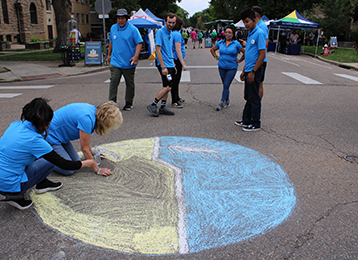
(95, 101), (123, 136)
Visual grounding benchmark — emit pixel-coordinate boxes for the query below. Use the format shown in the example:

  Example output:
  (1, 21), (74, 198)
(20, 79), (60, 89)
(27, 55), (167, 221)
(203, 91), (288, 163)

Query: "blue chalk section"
(159, 136), (296, 253)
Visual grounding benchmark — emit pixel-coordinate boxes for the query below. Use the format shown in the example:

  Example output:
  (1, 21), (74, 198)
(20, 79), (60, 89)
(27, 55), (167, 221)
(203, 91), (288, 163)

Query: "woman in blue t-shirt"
(210, 25), (245, 111)
(0, 98), (96, 210)
(46, 101), (123, 176)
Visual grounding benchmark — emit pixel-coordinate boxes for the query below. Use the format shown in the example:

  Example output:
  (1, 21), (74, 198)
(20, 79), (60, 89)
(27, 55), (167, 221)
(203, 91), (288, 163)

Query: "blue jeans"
(0, 158), (55, 196)
(242, 69), (263, 128)
(218, 67), (237, 102)
(51, 142), (80, 175)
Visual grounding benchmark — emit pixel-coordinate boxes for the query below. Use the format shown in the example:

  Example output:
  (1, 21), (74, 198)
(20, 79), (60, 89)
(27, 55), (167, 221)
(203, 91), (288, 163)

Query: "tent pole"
(302, 30), (306, 53)
(275, 26), (280, 54)
(315, 29), (320, 57)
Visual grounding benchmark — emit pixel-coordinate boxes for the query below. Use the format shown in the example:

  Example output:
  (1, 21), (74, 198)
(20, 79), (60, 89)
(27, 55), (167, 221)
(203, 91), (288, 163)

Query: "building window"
(30, 3), (38, 24)
(81, 14), (84, 23)
(6, 35), (11, 42)
(1, 0), (9, 24)
(46, 0), (51, 11)
(86, 14), (89, 24)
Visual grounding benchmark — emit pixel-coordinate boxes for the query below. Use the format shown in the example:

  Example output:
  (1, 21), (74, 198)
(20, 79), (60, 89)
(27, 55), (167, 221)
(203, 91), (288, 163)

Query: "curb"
(302, 52), (358, 71)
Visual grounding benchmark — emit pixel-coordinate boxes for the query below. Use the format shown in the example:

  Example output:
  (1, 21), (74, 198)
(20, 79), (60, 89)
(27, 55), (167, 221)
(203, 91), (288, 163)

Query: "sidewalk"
(0, 44), (108, 82)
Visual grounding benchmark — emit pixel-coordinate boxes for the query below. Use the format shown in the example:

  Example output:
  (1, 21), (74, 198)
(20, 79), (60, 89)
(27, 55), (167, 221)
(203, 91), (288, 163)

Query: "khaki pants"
(108, 65), (136, 105)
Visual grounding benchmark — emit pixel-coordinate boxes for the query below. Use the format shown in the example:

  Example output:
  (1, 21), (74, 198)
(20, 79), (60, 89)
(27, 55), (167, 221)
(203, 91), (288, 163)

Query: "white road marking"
(235, 71), (244, 83)
(181, 71), (190, 82)
(334, 73), (358, 82)
(282, 72), (322, 84)
(104, 77), (125, 83)
(0, 85), (54, 89)
(0, 93), (23, 98)
(269, 54), (301, 67)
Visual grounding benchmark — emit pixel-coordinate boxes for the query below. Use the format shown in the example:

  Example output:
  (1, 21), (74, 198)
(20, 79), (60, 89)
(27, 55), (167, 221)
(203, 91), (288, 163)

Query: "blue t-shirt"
(257, 19), (269, 62)
(109, 22), (143, 69)
(172, 30), (185, 60)
(244, 25), (266, 72)
(155, 26), (175, 68)
(0, 120), (53, 192)
(215, 39), (242, 70)
(46, 103), (97, 145)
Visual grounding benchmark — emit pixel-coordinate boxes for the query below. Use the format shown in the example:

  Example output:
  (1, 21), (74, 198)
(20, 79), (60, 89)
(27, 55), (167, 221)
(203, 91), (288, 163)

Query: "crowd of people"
(0, 6), (270, 210)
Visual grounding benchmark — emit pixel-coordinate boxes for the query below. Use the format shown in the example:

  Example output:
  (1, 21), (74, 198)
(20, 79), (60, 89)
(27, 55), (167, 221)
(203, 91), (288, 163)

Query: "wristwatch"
(251, 69), (256, 74)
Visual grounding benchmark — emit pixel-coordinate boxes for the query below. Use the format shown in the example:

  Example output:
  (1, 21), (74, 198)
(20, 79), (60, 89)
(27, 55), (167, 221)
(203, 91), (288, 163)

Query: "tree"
(310, 0), (355, 41)
(52, 0), (72, 52)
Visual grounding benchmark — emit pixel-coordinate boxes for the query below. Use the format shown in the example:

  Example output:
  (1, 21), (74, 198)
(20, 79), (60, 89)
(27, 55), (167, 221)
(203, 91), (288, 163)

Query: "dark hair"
(225, 25), (236, 41)
(252, 6), (263, 17)
(21, 98), (53, 138)
(165, 12), (176, 21)
(173, 17), (183, 31)
(240, 8), (256, 21)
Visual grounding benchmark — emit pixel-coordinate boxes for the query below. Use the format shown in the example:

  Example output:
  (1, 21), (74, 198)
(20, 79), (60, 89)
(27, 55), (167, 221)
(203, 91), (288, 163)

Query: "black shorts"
(260, 62), (267, 83)
(157, 66), (175, 88)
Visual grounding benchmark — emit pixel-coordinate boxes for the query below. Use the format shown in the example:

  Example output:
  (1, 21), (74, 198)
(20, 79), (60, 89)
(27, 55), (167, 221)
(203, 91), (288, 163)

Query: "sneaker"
(171, 103), (183, 108)
(147, 104), (159, 117)
(242, 124), (261, 132)
(6, 198), (33, 210)
(225, 101), (230, 107)
(234, 120), (248, 127)
(216, 103), (224, 111)
(35, 178), (63, 194)
(122, 104), (133, 111)
(159, 106), (175, 115)
(178, 98), (185, 103)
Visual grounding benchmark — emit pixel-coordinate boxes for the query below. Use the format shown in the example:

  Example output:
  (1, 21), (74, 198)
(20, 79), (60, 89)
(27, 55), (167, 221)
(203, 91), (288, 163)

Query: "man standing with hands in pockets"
(147, 13), (177, 117)
(107, 9), (143, 111)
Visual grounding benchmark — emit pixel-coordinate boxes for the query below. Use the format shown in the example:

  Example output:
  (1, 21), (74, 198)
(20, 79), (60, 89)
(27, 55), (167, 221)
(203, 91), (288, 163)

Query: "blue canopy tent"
(128, 17), (161, 28)
(269, 10), (320, 55)
(145, 9), (165, 26)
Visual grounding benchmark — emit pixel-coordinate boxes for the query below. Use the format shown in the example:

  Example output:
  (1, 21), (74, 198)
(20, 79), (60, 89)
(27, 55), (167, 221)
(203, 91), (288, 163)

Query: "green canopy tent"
(270, 10), (321, 55)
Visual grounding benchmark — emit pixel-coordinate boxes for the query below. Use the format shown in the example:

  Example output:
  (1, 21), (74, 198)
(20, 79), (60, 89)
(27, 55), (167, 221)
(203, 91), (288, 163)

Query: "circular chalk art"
(31, 137), (296, 255)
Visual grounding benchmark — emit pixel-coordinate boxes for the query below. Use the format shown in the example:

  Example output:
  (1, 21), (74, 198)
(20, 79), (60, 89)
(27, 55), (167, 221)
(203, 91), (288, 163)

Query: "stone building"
(0, 0), (91, 44)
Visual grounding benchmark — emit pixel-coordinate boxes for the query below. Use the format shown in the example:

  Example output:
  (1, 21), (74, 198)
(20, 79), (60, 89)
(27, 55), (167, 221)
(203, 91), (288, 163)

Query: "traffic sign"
(95, 0), (112, 14)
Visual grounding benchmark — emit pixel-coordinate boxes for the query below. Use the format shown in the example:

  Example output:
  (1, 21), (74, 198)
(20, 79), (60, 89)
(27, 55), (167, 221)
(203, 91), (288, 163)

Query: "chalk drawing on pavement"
(31, 137), (296, 255)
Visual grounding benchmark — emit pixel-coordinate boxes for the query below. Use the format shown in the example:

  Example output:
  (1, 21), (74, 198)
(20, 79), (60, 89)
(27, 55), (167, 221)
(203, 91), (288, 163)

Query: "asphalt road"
(0, 48), (358, 259)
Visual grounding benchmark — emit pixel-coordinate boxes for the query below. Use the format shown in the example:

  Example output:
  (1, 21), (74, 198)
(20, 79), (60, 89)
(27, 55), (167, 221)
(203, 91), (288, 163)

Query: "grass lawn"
(302, 46), (358, 63)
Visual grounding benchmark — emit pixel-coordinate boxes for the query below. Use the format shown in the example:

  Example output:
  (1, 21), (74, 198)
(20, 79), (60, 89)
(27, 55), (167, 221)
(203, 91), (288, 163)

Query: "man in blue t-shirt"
(107, 9), (143, 111)
(252, 6), (269, 100)
(236, 8), (266, 132)
(147, 13), (177, 117)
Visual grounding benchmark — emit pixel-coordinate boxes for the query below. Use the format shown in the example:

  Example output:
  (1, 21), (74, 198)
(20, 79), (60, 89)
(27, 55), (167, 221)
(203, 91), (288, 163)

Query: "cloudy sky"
(177, 0), (210, 17)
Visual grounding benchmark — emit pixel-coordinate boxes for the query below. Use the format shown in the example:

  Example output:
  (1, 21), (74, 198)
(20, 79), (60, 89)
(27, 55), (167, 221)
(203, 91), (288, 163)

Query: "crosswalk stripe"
(234, 71), (244, 83)
(104, 78), (124, 83)
(334, 74), (358, 82)
(282, 72), (322, 84)
(0, 85), (54, 89)
(181, 71), (190, 82)
(105, 71), (191, 83)
(0, 93), (23, 98)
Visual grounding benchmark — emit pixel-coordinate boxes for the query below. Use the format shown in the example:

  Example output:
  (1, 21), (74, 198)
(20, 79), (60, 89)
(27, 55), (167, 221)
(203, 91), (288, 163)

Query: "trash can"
(205, 37), (212, 48)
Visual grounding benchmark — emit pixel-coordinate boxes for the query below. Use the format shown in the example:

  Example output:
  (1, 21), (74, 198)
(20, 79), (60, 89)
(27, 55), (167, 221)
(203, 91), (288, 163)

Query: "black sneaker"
(178, 98), (185, 103)
(171, 103), (183, 108)
(7, 198), (33, 210)
(242, 124), (260, 132)
(35, 178), (63, 194)
(159, 106), (175, 115)
(147, 104), (159, 117)
(122, 104), (133, 111)
(234, 120), (248, 127)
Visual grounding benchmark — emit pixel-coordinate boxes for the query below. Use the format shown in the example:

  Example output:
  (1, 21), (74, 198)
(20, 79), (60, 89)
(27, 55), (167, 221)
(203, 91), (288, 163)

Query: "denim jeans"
(218, 67), (237, 102)
(242, 69), (263, 128)
(51, 142), (80, 175)
(109, 65), (136, 104)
